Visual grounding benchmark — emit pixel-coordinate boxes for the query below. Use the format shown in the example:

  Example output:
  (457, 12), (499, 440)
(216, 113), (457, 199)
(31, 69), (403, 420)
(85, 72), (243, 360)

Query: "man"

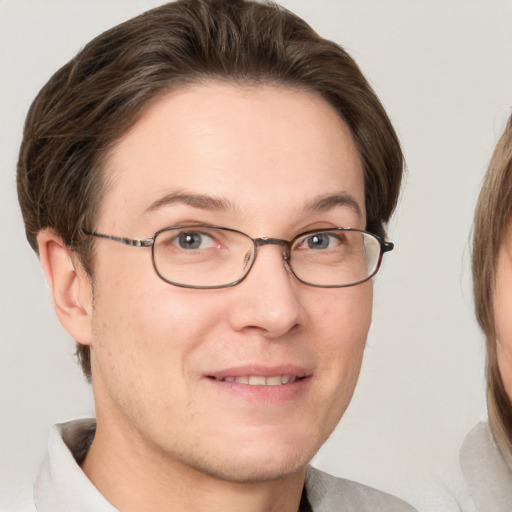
(16, 0), (414, 510)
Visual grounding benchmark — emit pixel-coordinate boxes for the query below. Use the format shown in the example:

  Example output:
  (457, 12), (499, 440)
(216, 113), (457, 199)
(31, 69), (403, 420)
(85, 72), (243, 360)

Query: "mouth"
(204, 366), (311, 403)
(207, 375), (305, 386)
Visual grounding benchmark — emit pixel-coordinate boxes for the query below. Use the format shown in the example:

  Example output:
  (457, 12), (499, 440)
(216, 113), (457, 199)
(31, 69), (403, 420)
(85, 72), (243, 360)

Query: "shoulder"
(305, 466), (417, 512)
(460, 421), (510, 482)
(460, 421), (498, 459)
(458, 421), (512, 511)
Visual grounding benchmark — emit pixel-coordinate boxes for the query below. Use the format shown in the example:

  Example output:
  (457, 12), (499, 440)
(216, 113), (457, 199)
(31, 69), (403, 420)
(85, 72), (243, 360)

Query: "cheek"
(496, 337), (512, 401)
(494, 251), (512, 397)
(314, 282), (373, 345)
(89, 272), (226, 404)
(311, 282), (372, 382)
(300, 284), (372, 440)
(495, 301), (512, 397)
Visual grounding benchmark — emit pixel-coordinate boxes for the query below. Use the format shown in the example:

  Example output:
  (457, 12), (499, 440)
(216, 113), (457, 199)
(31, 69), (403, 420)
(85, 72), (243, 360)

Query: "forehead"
(101, 82), (365, 231)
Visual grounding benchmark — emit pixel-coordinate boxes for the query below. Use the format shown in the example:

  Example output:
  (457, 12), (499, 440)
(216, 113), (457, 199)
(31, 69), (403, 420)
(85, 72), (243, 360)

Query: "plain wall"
(1, 1), (511, 511)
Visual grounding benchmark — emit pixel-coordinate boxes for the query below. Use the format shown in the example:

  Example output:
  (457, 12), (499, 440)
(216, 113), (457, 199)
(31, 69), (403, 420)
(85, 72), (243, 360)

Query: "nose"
(227, 244), (304, 338)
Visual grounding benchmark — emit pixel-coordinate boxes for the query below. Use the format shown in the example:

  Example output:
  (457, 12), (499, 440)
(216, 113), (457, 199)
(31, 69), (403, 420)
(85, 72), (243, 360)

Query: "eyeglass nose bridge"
(253, 237), (292, 262)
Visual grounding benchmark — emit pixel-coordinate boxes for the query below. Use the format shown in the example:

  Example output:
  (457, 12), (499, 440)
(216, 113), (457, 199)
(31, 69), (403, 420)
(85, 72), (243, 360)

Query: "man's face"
(86, 83), (372, 482)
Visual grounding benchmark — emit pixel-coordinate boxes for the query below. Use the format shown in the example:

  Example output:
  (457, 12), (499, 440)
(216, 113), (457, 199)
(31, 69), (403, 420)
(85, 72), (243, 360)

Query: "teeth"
(249, 376), (266, 385)
(215, 375), (299, 385)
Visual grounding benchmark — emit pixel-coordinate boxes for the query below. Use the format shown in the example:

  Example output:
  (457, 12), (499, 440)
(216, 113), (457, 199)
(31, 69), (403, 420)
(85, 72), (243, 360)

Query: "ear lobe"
(37, 229), (93, 346)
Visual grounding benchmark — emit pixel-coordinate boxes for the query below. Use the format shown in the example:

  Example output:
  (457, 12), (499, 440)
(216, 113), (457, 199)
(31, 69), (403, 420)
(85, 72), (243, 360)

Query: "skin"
(495, 225), (512, 397)
(38, 83), (373, 512)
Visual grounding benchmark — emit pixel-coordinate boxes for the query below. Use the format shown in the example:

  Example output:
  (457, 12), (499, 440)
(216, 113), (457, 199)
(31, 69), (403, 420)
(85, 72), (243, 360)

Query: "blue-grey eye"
(177, 232), (211, 249)
(306, 232), (332, 249)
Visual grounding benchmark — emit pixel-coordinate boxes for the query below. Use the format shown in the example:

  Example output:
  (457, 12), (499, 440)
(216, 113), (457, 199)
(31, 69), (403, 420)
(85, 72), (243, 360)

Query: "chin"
(193, 453), (309, 484)
(182, 430), (321, 484)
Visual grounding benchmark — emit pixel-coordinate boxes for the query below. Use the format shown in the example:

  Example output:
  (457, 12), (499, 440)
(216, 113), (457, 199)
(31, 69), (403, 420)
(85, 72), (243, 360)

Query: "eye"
(175, 231), (217, 250)
(303, 232), (341, 250)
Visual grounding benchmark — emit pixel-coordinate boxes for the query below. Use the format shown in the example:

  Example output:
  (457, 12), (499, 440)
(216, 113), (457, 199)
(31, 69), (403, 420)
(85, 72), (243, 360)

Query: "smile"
(211, 375), (301, 385)
(205, 368), (310, 403)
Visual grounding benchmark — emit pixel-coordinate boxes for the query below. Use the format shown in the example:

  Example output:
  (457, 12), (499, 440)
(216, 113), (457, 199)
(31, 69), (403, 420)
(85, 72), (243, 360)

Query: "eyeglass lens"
(152, 226), (382, 289)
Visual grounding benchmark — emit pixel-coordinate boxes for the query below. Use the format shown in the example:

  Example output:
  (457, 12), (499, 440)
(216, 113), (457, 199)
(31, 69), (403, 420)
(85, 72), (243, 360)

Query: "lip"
(203, 364), (311, 404)
(206, 364), (309, 380)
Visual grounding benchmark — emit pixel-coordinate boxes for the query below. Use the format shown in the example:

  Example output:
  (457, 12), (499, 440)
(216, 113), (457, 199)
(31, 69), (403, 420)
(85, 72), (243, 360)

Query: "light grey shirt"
(457, 422), (512, 511)
(34, 419), (416, 511)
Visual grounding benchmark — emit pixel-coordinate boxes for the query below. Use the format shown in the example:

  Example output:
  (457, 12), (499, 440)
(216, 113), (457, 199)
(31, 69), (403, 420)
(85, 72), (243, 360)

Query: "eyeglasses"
(84, 225), (393, 289)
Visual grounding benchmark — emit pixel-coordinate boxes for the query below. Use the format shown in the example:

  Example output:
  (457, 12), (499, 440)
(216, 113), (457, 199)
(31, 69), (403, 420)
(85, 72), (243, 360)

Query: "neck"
(81, 417), (307, 512)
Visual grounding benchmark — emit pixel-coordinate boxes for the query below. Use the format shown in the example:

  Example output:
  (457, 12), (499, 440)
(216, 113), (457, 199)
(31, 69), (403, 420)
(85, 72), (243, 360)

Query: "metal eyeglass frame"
(83, 225), (394, 289)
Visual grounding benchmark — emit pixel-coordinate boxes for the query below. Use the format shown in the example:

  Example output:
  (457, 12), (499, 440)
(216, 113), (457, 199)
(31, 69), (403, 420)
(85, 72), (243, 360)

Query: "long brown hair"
(472, 113), (512, 454)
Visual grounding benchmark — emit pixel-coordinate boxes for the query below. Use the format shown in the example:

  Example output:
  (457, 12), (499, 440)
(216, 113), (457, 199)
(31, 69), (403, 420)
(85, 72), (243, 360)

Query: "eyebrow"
(144, 191), (236, 215)
(143, 190), (363, 219)
(306, 192), (363, 219)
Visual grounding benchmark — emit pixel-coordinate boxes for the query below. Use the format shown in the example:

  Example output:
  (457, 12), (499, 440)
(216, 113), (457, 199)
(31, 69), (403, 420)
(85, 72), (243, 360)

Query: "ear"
(37, 229), (93, 346)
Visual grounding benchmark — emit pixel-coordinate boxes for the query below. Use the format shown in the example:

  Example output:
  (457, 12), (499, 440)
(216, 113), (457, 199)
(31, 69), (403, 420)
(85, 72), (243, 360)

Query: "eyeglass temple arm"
(85, 231), (154, 247)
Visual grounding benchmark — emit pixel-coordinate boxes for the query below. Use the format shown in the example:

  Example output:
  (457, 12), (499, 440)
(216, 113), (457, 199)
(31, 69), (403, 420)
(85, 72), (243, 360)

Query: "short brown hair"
(17, 0), (404, 379)
(472, 113), (512, 455)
